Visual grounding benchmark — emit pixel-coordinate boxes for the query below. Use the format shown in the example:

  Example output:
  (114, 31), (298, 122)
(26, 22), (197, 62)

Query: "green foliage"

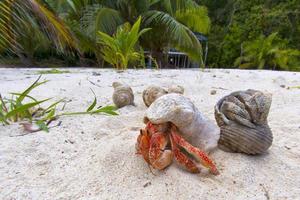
(175, 6), (210, 34)
(0, 76), (53, 126)
(37, 69), (70, 74)
(0, 0), (78, 63)
(288, 86), (300, 89)
(0, 76), (118, 132)
(97, 17), (151, 69)
(234, 33), (300, 70)
(1, 0), (211, 68)
(1, 0), (299, 71)
(203, 0), (300, 70)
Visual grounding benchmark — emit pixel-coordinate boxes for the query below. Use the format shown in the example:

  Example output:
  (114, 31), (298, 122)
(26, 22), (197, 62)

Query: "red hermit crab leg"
(149, 132), (173, 170)
(170, 127), (219, 175)
(170, 134), (200, 173)
(145, 122), (159, 134)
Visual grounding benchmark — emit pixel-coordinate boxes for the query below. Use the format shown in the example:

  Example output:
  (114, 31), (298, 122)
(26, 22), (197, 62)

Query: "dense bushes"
(0, 0), (299, 70)
(202, 0), (300, 70)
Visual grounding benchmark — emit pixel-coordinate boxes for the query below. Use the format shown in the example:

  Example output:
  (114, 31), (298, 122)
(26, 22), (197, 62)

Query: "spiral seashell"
(112, 82), (134, 108)
(167, 85), (184, 94)
(142, 85), (185, 107)
(144, 93), (220, 152)
(142, 85), (168, 107)
(214, 89), (273, 155)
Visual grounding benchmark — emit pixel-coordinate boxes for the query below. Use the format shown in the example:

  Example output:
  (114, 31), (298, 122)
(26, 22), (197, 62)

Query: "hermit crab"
(136, 94), (220, 175)
(215, 89), (273, 154)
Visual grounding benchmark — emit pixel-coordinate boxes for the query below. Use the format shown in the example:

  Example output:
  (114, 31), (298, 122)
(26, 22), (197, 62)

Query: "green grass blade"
(5, 98), (51, 119)
(86, 89), (97, 112)
(36, 120), (49, 132)
(10, 92), (38, 102)
(9, 99), (15, 114)
(37, 69), (70, 74)
(60, 106), (118, 116)
(42, 108), (56, 121)
(0, 111), (9, 124)
(0, 94), (8, 113)
(87, 97), (97, 112)
(289, 86), (300, 89)
(44, 99), (64, 112)
(15, 75), (41, 104)
(91, 105), (118, 115)
(16, 76), (49, 105)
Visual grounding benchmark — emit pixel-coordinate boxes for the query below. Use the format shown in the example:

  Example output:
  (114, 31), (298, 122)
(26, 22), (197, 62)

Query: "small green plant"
(97, 17), (151, 70)
(234, 33), (300, 70)
(37, 69), (70, 74)
(0, 76), (117, 132)
(288, 86), (300, 89)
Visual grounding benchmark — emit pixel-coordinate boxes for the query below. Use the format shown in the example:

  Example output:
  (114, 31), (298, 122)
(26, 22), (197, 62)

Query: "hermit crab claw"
(149, 132), (173, 170)
(170, 125), (219, 175)
(136, 123), (173, 171)
(136, 129), (151, 163)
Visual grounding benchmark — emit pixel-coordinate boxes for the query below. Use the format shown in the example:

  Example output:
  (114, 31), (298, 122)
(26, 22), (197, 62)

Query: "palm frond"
(143, 10), (203, 62)
(95, 8), (124, 35)
(0, 0), (78, 55)
(175, 6), (211, 34)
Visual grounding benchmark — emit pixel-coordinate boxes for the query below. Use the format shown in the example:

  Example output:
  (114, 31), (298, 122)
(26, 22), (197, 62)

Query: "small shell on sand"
(215, 89), (273, 155)
(142, 86), (168, 107)
(143, 85), (184, 107)
(144, 93), (220, 152)
(112, 82), (134, 108)
(167, 85), (184, 94)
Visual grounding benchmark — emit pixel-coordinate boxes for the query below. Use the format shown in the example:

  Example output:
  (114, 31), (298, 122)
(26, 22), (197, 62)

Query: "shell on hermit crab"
(144, 93), (220, 153)
(214, 89), (273, 155)
(167, 85), (184, 94)
(112, 82), (134, 108)
(142, 85), (184, 107)
(142, 85), (167, 107)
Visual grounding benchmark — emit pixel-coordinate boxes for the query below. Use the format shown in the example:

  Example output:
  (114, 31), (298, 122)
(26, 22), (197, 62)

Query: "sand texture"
(0, 68), (299, 200)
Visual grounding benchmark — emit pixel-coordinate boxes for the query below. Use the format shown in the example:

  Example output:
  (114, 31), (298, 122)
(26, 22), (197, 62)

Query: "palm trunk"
(152, 49), (167, 68)
(16, 52), (34, 67)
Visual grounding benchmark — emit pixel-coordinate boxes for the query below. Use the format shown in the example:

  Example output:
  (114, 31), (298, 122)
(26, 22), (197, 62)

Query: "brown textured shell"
(142, 86), (168, 107)
(214, 89), (273, 154)
(112, 82), (134, 108)
(142, 85), (184, 107)
(167, 85), (184, 94)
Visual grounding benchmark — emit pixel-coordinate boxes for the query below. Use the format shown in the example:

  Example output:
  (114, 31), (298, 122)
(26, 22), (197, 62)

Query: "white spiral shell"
(144, 93), (220, 152)
(112, 82), (134, 108)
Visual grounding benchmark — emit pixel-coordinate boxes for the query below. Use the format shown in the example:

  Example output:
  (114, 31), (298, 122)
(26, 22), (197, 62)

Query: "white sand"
(0, 68), (299, 200)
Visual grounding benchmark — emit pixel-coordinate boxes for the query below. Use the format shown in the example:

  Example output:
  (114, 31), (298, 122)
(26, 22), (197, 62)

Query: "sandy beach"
(0, 68), (299, 200)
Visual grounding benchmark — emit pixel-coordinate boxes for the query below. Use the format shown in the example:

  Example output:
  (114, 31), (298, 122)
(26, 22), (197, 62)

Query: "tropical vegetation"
(234, 33), (300, 70)
(97, 16), (151, 70)
(0, 0), (299, 71)
(0, 75), (118, 132)
(203, 0), (300, 71)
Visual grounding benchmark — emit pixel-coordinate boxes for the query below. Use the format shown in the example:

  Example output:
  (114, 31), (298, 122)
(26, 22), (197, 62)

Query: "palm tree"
(63, 0), (211, 67)
(97, 17), (151, 69)
(234, 32), (300, 70)
(0, 0), (78, 65)
(1, 0), (210, 67)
